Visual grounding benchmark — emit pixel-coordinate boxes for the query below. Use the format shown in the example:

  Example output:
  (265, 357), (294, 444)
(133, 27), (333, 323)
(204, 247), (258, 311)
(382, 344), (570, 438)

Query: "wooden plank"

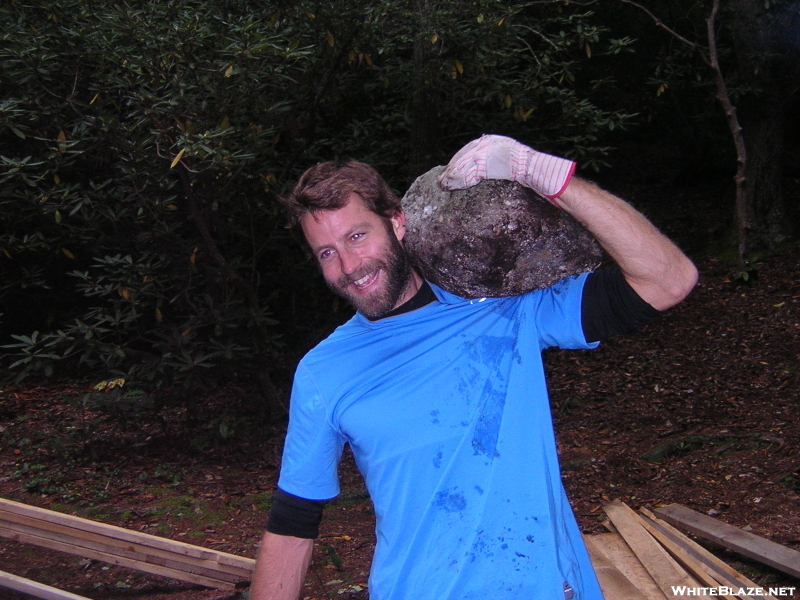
(0, 517), (245, 585)
(655, 504), (800, 579)
(0, 512), (251, 580)
(0, 569), (93, 600)
(641, 509), (775, 600)
(0, 524), (236, 589)
(589, 532), (668, 600)
(605, 500), (700, 600)
(584, 535), (649, 600)
(0, 497), (252, 571)
(634, 511), (738, 600)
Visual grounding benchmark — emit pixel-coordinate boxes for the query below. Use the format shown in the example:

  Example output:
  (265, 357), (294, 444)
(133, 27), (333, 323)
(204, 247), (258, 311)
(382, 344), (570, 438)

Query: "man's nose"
(339, 249), (361, 275)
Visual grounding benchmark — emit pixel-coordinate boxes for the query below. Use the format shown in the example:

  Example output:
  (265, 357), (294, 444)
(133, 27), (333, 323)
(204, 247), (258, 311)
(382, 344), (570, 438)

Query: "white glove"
(438, 134), (576, 201)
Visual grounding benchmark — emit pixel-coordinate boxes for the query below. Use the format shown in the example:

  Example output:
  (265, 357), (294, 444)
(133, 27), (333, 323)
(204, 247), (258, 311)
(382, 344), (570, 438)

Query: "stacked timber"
(1, 496), (798, 600)
(0, 496), (254, 595)
(592, 500), (800, 600)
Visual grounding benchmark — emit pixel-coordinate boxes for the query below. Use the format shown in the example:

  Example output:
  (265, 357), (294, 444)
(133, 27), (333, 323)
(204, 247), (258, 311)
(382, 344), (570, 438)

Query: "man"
(251, 135), (698, 600)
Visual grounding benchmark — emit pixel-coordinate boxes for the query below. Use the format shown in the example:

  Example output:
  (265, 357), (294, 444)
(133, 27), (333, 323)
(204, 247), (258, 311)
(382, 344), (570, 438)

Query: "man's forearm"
(555, 177), (698, 311)
(250, 531), (314, 600)
(436, 135), (697, 310)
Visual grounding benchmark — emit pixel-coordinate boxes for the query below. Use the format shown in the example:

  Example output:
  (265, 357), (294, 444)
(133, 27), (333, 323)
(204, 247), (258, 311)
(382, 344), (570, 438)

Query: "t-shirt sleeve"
(530, 272), (600, 351)
(581, 266), (659, 343)
(277, 363), (345, 501)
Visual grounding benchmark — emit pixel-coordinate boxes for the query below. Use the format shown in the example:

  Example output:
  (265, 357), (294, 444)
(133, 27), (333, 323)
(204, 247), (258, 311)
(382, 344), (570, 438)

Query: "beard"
(326, 232), (414, 320)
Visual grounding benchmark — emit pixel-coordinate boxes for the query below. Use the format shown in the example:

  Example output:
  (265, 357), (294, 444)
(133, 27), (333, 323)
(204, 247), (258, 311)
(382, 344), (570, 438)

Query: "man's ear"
(390, 210), (407, 241)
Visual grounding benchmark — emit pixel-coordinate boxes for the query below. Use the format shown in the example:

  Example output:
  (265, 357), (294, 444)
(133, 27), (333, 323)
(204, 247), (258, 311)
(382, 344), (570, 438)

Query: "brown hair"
(279, 160), (402, 246)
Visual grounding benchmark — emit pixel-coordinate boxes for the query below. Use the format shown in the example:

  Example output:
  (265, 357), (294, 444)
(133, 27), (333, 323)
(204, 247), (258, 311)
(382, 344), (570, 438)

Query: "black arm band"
(266, 487), (326, 539)
(581, 266), (660, 343)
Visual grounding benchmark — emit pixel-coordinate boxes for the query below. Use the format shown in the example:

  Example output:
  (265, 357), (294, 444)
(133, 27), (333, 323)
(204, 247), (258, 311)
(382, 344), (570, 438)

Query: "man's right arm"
(250, 531), (313, 600)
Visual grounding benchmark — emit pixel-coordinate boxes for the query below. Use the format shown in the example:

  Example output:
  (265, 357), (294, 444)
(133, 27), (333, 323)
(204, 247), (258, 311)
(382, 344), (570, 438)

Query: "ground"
(0, 180), (799, 599)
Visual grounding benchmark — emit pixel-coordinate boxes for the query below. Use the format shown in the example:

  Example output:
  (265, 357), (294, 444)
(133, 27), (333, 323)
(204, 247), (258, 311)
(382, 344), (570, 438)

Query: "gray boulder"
(402, 166), (603, 298)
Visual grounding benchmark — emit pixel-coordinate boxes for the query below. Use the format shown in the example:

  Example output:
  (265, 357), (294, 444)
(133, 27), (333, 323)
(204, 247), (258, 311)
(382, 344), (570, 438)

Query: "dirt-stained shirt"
(278, 276), (603, 600)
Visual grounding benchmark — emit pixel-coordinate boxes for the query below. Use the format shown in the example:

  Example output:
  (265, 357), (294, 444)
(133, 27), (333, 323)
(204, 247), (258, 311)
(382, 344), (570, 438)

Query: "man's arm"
(439, 135), (698, 310)
(554, 177), (697, 311)
(250, 531), (313, 600)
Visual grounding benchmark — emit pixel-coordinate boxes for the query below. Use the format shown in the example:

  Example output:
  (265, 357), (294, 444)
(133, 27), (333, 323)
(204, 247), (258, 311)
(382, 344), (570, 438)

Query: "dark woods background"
(1, 0), (799, 428)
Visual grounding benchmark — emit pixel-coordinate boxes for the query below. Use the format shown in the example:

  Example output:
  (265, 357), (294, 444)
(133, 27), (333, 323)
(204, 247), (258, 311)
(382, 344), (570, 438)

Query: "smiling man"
(302, 188), (421, 319)
(250, 136), (698, 600)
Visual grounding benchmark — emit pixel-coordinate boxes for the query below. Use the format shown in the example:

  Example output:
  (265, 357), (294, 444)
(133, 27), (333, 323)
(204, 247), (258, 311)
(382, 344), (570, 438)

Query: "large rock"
(402, 166), (603, 298)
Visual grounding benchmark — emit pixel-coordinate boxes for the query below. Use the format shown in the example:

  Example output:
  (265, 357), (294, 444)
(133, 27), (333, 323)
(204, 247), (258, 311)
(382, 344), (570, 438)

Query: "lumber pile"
(0, 496), (254, 593)
(590, 500), (800, 600)
(1, 495), (797, 600)
(655, 504), (800, 580)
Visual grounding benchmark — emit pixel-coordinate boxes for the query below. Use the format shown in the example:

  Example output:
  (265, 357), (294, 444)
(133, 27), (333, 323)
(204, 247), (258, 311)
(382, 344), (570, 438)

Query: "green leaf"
(9, 126), (27, 139)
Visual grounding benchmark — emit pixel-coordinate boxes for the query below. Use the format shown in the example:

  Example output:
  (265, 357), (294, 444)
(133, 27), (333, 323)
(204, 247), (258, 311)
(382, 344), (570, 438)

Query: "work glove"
(438, 134), (576, 201)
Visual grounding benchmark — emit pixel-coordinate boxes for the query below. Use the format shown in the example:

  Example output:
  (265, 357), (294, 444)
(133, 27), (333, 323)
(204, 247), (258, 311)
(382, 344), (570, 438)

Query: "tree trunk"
(706, 0), (749, 266)
(177, 165), (284, 420)
(728, 0), (793, 255)
(738, 92), (789, 251)
(409, 0), (440, 180)
(620, 0), (797, 259)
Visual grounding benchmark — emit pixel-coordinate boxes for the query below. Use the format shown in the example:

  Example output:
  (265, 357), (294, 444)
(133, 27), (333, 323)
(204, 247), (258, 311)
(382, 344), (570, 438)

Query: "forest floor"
(0, 178), (799, 599)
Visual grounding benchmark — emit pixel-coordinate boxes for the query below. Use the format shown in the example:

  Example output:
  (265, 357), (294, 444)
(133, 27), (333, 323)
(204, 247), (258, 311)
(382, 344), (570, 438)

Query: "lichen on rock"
(402, 166), (603, 298)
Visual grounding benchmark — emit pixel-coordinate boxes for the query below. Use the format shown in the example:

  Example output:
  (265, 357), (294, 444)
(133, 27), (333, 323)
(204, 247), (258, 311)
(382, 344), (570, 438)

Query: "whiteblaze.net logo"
(671, 586), (796, 597)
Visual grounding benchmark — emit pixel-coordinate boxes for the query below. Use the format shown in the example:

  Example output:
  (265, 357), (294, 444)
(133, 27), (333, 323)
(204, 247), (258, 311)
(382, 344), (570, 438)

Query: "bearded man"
(250, 136), (698, 600)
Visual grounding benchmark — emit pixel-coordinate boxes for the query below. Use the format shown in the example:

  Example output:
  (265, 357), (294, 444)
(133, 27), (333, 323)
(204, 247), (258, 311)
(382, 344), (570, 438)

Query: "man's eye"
(351, 232), (364, 241)
(319, 249), (333, 260)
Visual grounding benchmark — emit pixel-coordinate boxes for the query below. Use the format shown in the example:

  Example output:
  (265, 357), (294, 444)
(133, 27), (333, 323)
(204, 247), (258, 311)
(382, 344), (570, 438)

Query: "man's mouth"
(351, 269), (379, 291)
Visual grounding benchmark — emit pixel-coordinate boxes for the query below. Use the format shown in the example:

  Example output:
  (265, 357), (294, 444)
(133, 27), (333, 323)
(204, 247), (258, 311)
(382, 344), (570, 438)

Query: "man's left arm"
(439, 135), (698, 311)
(554, 177), (697, 311)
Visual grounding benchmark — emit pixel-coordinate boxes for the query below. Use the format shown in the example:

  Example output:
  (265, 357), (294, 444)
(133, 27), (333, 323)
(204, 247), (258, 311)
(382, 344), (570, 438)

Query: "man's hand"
(438, 134), (576, 200)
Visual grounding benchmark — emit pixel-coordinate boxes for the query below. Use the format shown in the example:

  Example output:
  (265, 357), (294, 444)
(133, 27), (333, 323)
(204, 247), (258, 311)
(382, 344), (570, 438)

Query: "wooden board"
(0, 523), (235, 589)
(589, 533), (668, 600)
(634, 511), (739, 600)
(605, 500), (700, 600)
(0, 497), (253, 572)
(0, 569), (92, 600)
(0, 496), (255, 590)
(0, 514), (248, 583)
(655, 504), (800, 579)
(640, 508), (775, 600)
(585, 535), (649, 600)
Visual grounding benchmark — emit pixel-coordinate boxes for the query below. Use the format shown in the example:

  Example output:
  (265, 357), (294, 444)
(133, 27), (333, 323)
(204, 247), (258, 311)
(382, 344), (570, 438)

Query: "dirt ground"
(0, 180), (799, 599)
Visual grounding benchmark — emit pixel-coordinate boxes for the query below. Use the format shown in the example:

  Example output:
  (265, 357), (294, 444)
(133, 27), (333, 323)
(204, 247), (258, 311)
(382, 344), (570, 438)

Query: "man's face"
(301, 194), (416, 319)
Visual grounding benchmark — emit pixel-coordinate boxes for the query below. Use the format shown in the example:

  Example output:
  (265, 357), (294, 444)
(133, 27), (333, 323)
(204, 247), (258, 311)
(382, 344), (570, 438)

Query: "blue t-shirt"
(278, 275), (603, 600)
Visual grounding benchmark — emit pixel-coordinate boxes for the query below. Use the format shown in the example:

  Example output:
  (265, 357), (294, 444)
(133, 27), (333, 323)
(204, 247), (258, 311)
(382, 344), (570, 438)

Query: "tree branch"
(619, 0), (710, 67)
(175, 165), (246, 291)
